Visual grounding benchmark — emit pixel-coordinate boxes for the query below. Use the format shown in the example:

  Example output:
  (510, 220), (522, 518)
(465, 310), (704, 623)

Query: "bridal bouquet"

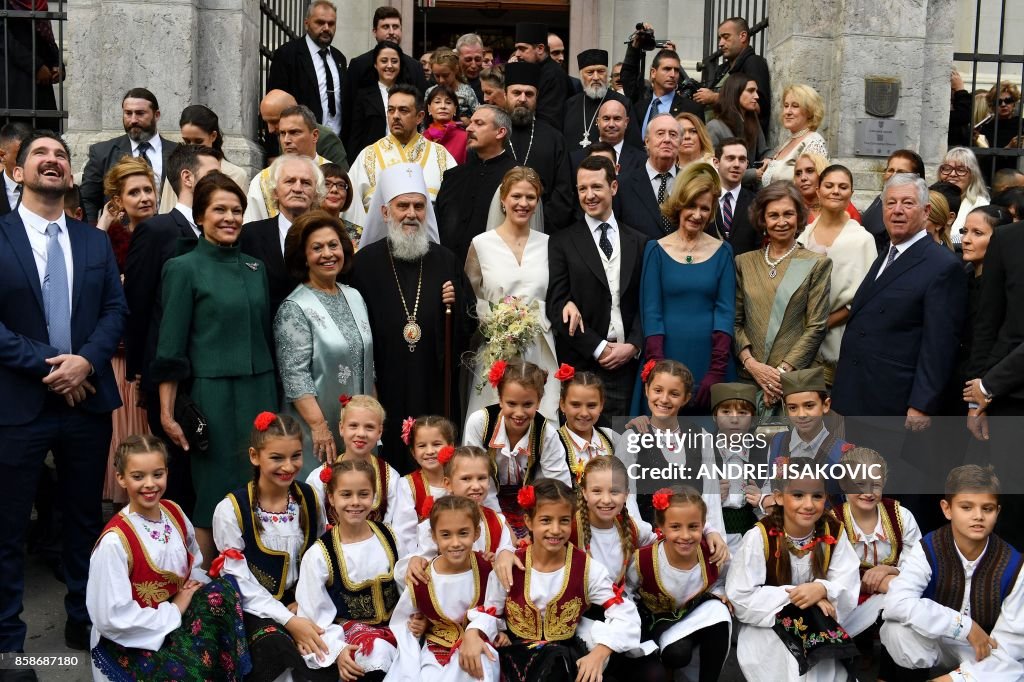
(474, 296), (543, 392)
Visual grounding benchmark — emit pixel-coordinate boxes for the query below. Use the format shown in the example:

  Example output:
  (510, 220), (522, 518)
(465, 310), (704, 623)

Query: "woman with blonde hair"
(925, 190), (954, 250)
(793, 151), (861, 224)
(760, 83), (829, 185)
(675, 111), (715, 170)
(937, 146), (990, 246)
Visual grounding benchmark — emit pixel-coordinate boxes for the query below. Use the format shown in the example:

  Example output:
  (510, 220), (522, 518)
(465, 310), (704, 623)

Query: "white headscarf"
(358, 163), (441, 248)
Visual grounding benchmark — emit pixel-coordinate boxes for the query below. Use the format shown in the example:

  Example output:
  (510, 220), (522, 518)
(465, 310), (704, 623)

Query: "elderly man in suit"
(621, 27), (704, 139)
(79, 88), (179, 223)
(548, 155), (647, 416)
(611, 113), (680, 239)
(266, 0), (346, 136)
(240, 154), (324, 315)
(0, 131), (127, 656)
(707, 137), (759, 255)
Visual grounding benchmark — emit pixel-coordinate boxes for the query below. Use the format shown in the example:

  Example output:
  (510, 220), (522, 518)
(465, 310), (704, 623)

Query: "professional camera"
(678, 76), (701, 100)
(629, 23), (669, 51)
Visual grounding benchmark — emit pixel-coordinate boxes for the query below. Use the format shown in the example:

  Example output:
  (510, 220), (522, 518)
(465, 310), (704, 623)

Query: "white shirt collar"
(611, 140), (625, 156)
(889, 228), (929, 255)
(954, 538), (989, 569)
(721, 184), (741, 203)
(173, 202), (195, 229)
(646, 160), (676, 181)
(4, 170), (18, 193)
(305, 33), (326, 58)
(788, 423), (830, 455)
(130, 135), (162, 155)
(584, 213), (618, 232)
(19, 202), (67, 235)
(848, 507), (887, 544)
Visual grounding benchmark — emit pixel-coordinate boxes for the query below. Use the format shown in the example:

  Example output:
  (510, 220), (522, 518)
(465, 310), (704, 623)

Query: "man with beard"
(695, 17), (771, 137)
(266, 0), (346, 136)
(513, 22), (572, 131)
(349, 163), (473, 473)
(344, 84), (457, 233)
(80, 88), (179, 223)
(563, 49), (641, 153)
(456, 33), (486, 102)
(241, 155), (324, 315)
(503, 61), (574, 233)
(570, 98), (646, 174)
(436, 104), (516, 266)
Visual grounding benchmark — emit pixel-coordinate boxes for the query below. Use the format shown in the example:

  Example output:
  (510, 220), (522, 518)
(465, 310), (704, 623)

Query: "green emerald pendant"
(685, 255), (693, 264)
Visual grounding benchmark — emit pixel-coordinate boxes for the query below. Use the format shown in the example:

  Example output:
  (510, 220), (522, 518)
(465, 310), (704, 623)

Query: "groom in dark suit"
(0, 131), (127, 656)
(548, 155), (647, 416)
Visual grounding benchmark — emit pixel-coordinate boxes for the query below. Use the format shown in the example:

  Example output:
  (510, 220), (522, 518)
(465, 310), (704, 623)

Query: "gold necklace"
(388, 249), (424, 352)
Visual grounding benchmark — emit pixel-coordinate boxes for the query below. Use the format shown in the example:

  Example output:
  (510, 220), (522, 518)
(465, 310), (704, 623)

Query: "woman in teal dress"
(273, 211), (375, 480)
(152, 172), (278, 560)
(631, 163), (736, 414)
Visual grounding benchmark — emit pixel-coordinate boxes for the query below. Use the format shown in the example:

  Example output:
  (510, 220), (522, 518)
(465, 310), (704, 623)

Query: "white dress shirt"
(787, 423), (830, 459)
(277, 213), (293, 254)
(305, 34), (342, 135)
(173, 202), (199, 238)
(20, 203), (73, 307)
(584, 213), (625, 358)
(130, 135), (163, 185)
(876, 228), (928, 279)
(4, 170), (20, 210)
(645, 161), (676, 202)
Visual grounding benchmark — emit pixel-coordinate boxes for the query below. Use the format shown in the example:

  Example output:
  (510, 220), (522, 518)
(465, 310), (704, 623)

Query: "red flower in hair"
(325, 523), (333, 531)
(517, 485), (536, 509)
(640, 359), (657, 383)
(840, 443), (855, 453)
(437, 445), (456, 466)
(554, 363), (575, 382)
(488, 360), (508, 388)
(253, 412), (276, 432)
(319, 464), (333, 484)
(339, 394), (352, 407)
(420, 496), (435, 519)
(401, 416), (416, 445)
(516, 538), (531, 550)
(652, 488), (674, 511)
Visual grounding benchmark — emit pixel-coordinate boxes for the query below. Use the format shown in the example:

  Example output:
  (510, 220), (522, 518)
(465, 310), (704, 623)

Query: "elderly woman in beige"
(797, 165), (876, 385)
(735, 181), (832, 415)
(759, 84), (829, 185)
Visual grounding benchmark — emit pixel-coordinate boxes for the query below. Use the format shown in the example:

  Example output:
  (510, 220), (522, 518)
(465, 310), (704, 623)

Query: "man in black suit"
(266, 0), (346, 137)
(79, 88), (178, 224)
(570, 99), (646, 175)
(695, 17), (772, 136)
(548, 32), (582, 96)
(123, 144), (223, 515)
(0, 122), (31, 216)
(612, 113), (680, 239)
(548, 155), (646, 416)
(706, 137), (759, 255)
(621, 30), (704, 140)
(340, 6), (427, 153)
(513, 22), (572, 132)
(240, 154), (321, 315)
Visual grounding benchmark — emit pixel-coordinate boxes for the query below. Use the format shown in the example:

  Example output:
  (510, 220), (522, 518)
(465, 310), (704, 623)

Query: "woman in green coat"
(152, 172), (278, 560)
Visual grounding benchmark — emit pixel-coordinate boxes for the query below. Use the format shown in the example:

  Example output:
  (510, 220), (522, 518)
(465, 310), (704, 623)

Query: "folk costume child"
(87, 435), (251, 681)
(306, 395), (399, 526)
(392, 416), (457, 554)
(725, 470), (860, 681)
(385, 496), (504, 682)
(710, 382), (772, 553)
(833, 447), (921, 640)
(625, 487), (732, 682)
(462, 360), (570, 538)
(212, 413), (328, 682)
(460, 479), (642, 682)
(400, 446), (515, 587)
(768, 368), (848, 467)
(879, 465), (1024, 682)
(297, 459), (401, 681)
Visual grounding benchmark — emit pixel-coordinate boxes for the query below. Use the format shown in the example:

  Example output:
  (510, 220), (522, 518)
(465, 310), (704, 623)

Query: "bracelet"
(742, 356), (754, 368)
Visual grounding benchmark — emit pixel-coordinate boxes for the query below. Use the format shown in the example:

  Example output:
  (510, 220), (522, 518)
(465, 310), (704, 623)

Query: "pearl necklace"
(788, 127), (810, 140)
(763, 242), (799, 279)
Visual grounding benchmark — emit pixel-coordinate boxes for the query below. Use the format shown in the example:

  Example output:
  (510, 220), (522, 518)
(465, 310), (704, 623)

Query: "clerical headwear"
(780, 367), (828, 397)
(359, 163), (440, 249)
(504, 61), (541, 89)
(577, 49), (609, 70)
(710, 382), (757, 412)
(515, 22), (547, 46)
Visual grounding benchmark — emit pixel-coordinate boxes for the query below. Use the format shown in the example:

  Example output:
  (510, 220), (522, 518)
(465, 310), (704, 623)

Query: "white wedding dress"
(464, 229), (560, 420)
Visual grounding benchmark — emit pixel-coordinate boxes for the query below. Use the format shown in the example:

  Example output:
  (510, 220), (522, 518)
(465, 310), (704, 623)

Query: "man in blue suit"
(0, 131), (127, 661)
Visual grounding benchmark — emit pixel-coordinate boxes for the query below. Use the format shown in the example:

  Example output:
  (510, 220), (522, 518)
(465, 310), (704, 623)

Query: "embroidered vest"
(841, 498), (904, 576)
(482, 404), (547, 484)
(557, 426), (615, 483)
(757, 514), (844, 587)
(319, 521), (400, 624)
(404, 470), (434, 522)
(480, 507), (505, 555)
(921, 525), (1023, 634)
(226, 481), (319, 600)
(505, 545), (589, 642)
(568, 510), (639, 583)
(96, 500), (192, 608)
(411, 552), (493, 648)
(634, 539), (718, 615)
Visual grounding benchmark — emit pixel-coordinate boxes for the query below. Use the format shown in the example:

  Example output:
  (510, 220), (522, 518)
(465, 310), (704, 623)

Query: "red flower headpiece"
(554, 363), (575, 382)
(517, 484), (536, 509)
(401, 416), (416, 445)
(488, 360), (508, 388)
(253, 411), (276, 432)
(516, 538), (531, 550)
(640, 359), (657, 383)
(652, 487), (674, 511)
(339, 394), (352, 407)
(319, 464), (333, 483)
(437, 445), (456, 466)
(420, 495), (435, 519)
(840, 443), (856, 453)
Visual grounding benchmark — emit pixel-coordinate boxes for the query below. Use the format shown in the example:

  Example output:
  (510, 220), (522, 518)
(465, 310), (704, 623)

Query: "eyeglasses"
(326, 180), (349, 192)
(998, 97), (1016, 106)
(938, 164), (969, 177)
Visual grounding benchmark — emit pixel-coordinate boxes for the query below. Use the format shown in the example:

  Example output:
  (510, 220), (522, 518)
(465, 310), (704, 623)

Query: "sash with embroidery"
(757, 514), (844, 587)
(411, 552), (492, 665)
(634, 538), (719, 640)
(504, 545), (590, 642)
(319, 521), (400, 624)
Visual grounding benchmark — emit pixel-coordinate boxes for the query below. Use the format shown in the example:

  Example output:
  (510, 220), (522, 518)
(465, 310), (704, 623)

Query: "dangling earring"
(501, 205), (506, 214)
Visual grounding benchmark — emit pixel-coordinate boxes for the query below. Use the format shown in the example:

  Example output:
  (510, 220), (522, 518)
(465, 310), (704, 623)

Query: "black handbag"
(173, 392), (210, 453)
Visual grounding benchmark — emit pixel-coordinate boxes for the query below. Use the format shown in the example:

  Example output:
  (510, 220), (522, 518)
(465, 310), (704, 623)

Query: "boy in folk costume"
(768, 367), (848, 467)
(879, 465), (1024, 682)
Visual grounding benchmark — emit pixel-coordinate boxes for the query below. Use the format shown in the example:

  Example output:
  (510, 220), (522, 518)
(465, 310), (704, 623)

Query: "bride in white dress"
(464, 166), (560, 419)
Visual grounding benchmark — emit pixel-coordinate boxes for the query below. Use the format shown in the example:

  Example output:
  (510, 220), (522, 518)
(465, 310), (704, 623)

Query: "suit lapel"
(618, 226), (638, 293)
(631, 173), (662, 229)
(854, 238), (929, 309)
(69, 222), (87, 314)
(2, 213), (45, 311)
(571, 222), (609, 288)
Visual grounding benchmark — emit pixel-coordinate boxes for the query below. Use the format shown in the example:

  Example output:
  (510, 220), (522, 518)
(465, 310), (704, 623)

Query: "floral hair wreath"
(437, 445), (456, 466)
(640, 359), (657, 383)
(488, 360), (508, 388)
(517, 484), (536, 510)
(339, 393), (352, 407)
(401, 416), (416, 445)
(319, 463), (334, 483)
(554, 363), (575, 382)
(652, 487), (674, 511)
(253, 411), (277, 432)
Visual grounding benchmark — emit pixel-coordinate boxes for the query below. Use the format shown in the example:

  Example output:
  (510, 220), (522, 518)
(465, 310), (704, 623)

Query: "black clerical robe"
(436, 150), (517, 266)
(348, 241), (475, 474)
(562, 90), (643, 152)
(536, 56), (572, 131)
(508, 118), (574, 233)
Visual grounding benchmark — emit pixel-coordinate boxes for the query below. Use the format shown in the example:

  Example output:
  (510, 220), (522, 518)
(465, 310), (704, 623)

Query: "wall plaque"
(865, 77), (900, 117)
(855, 118), (906, 157)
